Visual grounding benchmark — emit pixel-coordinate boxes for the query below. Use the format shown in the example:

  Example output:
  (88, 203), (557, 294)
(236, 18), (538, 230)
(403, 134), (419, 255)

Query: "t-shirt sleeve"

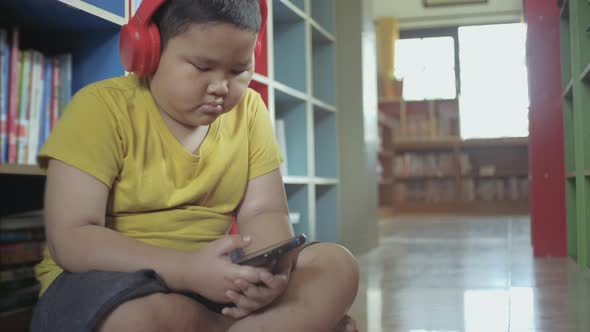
(38, 87), (125, 188)
(248, 92), (284, 180)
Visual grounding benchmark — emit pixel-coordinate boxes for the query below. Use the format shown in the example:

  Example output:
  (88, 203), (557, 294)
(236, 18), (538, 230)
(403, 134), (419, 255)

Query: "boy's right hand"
(178, 235), (265, 303)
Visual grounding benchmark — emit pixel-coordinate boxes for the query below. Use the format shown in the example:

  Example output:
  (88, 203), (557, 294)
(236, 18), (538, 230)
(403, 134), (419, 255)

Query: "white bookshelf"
(0, 0), (340, 244)
(265, 0), (339, 241)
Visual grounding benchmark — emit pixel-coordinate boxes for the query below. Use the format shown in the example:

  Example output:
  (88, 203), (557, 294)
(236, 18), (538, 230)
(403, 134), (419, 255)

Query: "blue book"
(57, 54), (72, 115)
(0, 30), (8, 163)
(38, 57), (52, 155)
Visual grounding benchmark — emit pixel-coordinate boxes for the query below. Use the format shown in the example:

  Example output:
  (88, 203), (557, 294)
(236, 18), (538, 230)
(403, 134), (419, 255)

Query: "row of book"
(393, 178), (530, 203)
(393, 153), (457, 176)
(0, 29), (72, 165)
(0, 210), (45, 313)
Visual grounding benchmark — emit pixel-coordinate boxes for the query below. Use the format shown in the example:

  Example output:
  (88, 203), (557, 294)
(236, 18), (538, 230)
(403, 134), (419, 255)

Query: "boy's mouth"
(198, 103), (224, 114)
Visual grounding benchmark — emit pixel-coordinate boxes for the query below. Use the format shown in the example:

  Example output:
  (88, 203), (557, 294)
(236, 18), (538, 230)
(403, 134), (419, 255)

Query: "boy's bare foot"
(334, 314), (358, 332)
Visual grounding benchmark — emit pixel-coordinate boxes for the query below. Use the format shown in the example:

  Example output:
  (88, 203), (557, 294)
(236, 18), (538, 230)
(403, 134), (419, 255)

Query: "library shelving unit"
(377, 97), (530, 215)
(0, 0), (339, 327)
(558, 0), (590, 269)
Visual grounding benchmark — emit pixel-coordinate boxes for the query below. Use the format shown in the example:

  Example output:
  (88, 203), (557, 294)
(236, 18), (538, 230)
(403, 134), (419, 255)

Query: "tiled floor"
(349, 215), (590, 332)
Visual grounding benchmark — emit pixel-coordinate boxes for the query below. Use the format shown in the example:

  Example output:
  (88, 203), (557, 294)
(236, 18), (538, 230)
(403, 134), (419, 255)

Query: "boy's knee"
(301, 243), (360, 293)
(98, 293), (212, 332)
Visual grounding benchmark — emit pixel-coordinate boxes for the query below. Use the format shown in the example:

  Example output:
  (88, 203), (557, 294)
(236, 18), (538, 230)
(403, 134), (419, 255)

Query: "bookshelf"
(0, 0), (340, 326)
(377, 97), (530, 214)
(558, 0), (590, 269)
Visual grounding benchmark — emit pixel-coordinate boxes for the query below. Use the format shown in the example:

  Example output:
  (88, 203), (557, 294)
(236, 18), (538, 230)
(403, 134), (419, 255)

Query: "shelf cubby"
(285, 183), (309, 236)
(310, 0), (334, 34)
(311, 26), (336, 106)
(274, 89), (308, 177)
(272, 0), (307, 92)
(313, 106), (337, 179)
(315, 184), (338, 243)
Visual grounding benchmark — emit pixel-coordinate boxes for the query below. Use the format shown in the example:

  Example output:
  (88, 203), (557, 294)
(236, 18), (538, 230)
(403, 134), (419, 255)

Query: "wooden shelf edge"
(310, 19), (336, 43)
(563, 79), (573, 99)
(0, 164), (45, 176)
(283, 176), (310, 184)
(379, 177), (393, 185)
(394, 174), (455, 181)
(314, 177), (339, 185)
(461, 137), (528, 148)
(311, 98), (337, 112)
(59, 0), (126, 26)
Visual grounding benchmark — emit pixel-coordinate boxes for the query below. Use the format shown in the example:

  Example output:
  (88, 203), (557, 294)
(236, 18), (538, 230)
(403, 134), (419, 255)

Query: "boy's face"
(149, 23), (258, 127)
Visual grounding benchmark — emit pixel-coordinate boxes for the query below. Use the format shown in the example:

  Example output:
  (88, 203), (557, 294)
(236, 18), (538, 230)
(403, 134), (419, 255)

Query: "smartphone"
(230, 234), (307, 267)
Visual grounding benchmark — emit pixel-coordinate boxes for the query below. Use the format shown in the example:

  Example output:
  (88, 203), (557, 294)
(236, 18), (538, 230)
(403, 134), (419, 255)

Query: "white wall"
(372, 0), (523, 30)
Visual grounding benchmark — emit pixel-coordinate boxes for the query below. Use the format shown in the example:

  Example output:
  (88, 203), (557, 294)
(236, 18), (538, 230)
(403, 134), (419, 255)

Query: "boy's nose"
(207, 80), (229, 97)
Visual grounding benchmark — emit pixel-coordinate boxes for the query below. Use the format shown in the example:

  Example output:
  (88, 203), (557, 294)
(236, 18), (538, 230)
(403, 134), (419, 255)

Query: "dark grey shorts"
(30, 269), (229, 332)
(30, 241), (320, 332)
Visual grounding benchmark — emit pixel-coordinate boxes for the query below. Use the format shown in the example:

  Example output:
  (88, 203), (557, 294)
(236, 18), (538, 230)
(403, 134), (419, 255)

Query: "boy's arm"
(44, 159), (189, 288)
(235, 169), (294, 258)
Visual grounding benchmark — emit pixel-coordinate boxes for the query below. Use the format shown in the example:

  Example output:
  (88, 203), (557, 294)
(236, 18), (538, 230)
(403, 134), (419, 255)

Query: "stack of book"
(0, 210), (45, 313)
(0, 28), (72, 165)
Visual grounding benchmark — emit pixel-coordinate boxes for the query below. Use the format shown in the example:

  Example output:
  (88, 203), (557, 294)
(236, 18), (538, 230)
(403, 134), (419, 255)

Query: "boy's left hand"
(221, 249), (298, 319)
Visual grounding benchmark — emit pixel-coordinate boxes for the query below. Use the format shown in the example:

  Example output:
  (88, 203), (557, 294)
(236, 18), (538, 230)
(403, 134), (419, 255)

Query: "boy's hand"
(221, 249), (299, 319)
(180, 235), (267, 303)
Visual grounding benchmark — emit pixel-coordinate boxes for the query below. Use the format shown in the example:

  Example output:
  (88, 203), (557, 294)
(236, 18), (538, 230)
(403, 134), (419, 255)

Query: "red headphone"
(120, 0), (267, 77)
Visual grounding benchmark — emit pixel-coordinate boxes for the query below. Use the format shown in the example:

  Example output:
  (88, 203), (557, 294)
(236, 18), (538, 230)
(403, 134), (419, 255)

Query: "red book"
(7, 29), (19, 163)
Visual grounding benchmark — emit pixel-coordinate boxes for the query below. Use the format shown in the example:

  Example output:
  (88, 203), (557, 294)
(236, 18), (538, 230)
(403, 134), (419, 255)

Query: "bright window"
(394, 37), (457, 101)
(458, 23), (529, 139)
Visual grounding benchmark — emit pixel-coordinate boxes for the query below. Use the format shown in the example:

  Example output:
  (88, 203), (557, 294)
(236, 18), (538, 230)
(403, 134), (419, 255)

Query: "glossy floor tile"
(350, 215), (590, 332)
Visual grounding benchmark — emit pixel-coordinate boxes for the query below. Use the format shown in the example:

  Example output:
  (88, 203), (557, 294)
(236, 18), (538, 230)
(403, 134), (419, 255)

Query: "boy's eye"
(231, 69), (249, 75)
(193, 64), (211, 72)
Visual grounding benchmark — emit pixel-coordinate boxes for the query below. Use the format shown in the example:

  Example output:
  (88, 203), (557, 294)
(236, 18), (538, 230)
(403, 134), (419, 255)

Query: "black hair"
(153, 0), (262, 50)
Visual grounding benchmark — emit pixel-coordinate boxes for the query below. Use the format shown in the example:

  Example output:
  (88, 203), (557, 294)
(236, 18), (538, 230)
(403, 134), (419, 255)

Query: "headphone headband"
(120, 0), (267, 76)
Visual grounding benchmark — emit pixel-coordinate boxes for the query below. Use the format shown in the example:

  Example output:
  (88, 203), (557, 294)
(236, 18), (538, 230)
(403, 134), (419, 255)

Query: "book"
(0, 241), (45, 266)
(27, 51), (44, 165)
(0, 228), (45, 244)
(0, 29), (8, 163)
(57, 54), (72, 117)
(7, 29), (19, 163)
(0, 266), (35, 284)
(0, 210), (44, 231)
(50, 57), (60, 130)
(0, 283), (40, 312)
(38, 57), (52, 155)
(16, 50), (32, 165)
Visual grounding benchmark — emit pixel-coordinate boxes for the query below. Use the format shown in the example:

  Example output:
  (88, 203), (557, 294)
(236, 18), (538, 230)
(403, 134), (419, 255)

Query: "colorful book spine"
(16, 50), (32, 164)
(0, 241), (45, 266)
(0, 30), (8, 163)
(7, 29), (19, 163)
(50, 57), (60, 130)
(39, 57), (52, 154)
(58, 54), (72, 117)
(27, 51), (44, 164)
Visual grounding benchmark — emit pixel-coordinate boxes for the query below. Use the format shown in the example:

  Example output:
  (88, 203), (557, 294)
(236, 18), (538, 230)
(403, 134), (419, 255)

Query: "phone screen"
(231, 234), (307, 267)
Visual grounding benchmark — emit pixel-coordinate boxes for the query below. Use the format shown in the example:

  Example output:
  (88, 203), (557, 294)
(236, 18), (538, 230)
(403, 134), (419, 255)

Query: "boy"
(30, 0), (359, 331)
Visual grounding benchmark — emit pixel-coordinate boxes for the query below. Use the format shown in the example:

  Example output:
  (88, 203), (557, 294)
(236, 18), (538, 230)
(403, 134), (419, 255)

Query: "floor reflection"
(350, 215), (590, 332)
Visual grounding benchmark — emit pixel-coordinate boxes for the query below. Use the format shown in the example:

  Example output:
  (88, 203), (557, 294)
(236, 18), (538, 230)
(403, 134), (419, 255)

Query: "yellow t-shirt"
(35, 74), (283, 295)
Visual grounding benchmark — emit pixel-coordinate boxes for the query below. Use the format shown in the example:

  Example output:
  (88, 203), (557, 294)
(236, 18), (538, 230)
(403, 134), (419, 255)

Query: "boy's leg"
(97, 293), (232, 332)
(228, 243), (359, 332)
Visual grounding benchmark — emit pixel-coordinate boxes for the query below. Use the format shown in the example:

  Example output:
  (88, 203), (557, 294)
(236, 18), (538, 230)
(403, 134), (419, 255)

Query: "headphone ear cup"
(144, 23), (161, 76)
(119, 19), (161, 77)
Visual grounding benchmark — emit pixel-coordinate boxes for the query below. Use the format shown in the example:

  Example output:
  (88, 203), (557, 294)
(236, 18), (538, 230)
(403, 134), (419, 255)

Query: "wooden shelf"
(379, 149), (393, 157)
(0, 164), (44, 176)
(394, 174), (455, 181)
(379, 177), (393, 185)
(461, 137), (528, 148)
(392, 199), (529, 215)
(378, 97), (401, 104)
(563, 79), (573, 99)
(378, 113), (393, 129)
(393, 138), (460, 152)
(467, 170), (529, 178)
